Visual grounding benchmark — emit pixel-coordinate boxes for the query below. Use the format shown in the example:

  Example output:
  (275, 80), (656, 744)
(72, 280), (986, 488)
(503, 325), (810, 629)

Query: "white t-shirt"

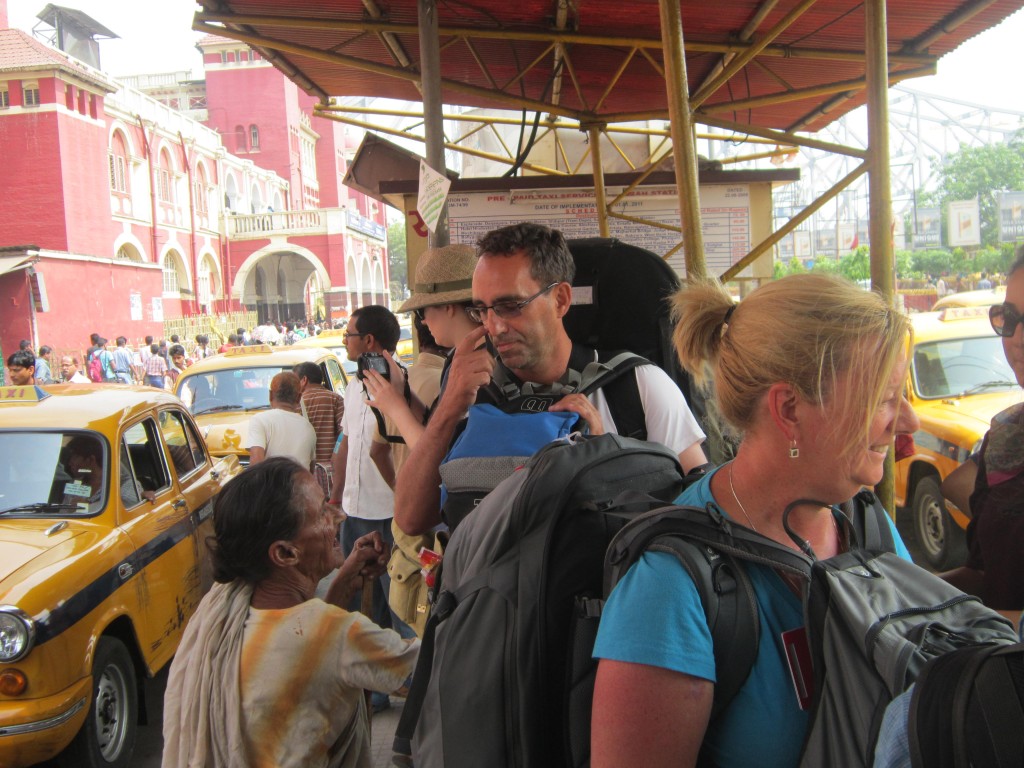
(340, 377), (395, 521)
(589, 363), (705, 457)
(247, 408), (316, 468)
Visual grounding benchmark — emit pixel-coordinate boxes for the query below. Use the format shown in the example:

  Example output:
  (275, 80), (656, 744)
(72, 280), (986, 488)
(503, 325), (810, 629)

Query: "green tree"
(920, 138), (1024, 247)
(387, 218), (408, 302)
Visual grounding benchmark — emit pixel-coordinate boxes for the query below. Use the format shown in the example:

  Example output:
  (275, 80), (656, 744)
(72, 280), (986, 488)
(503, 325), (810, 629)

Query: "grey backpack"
(601, 492), (1019, 768)
(403, 433), (690, 767)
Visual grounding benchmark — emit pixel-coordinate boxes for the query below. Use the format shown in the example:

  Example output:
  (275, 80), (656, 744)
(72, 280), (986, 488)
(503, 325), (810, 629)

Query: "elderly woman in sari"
(162, 457), (419, 768)
(591, 273), (920, 768)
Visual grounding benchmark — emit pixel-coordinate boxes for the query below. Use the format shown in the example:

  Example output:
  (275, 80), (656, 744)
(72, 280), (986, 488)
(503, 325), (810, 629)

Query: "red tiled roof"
(0, 28), (116, 90)
(196, 33), (234, 46)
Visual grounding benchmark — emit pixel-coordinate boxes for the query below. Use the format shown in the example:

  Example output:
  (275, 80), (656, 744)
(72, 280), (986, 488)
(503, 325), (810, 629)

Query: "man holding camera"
(328, 305), (414, 710)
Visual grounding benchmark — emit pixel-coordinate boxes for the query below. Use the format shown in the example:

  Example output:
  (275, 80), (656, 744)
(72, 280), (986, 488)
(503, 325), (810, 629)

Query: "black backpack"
(396, 433), (693, 767)
(565, 237), (731, 461)
(909, 641), (1024, 768)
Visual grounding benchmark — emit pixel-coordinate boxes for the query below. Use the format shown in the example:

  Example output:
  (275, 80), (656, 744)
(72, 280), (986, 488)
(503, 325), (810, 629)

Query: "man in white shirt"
(60, 356), (90, 383)
(247, 372), (316, 469)
(329, 305), (413, 711)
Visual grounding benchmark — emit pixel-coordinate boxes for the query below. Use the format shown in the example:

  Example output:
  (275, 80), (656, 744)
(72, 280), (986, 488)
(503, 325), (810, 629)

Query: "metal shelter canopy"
(193, 0), (1021, 133)
(193, 0), (1024, 279)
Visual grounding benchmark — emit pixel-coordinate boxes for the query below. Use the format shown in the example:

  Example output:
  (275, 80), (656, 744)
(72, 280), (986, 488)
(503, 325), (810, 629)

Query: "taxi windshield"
(912, 335), (1017, 399)
(0, 431), (107, 516)
(179, 367), (291, 415)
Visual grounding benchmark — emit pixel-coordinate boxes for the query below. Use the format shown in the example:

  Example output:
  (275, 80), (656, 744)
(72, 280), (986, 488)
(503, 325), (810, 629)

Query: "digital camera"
(357, 352), (390, 381)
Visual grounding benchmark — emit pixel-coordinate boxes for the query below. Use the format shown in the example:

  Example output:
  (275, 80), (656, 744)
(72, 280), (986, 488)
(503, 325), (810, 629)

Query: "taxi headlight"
(0, 607), (35, 662)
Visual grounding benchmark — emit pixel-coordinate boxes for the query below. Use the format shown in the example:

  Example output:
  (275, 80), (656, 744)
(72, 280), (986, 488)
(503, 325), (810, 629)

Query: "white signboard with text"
(443, 183), (753, 277)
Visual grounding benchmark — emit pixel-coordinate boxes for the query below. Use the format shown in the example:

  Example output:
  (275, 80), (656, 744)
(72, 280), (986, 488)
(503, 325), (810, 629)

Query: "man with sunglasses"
(941, 250), (1024, 621)
(395, 222), (707, 537)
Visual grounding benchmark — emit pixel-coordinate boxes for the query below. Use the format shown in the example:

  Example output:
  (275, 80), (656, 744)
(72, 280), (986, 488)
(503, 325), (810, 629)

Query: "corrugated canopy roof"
(194, 0), (1024, 133)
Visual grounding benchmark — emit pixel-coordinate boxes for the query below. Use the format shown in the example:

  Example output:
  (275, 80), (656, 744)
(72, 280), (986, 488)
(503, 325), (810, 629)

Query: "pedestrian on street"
(6, 350), (36, 385)
(144, 343), (168, 388)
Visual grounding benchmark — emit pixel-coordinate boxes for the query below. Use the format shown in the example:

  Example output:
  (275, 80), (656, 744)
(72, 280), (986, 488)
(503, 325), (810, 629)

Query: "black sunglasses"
(989, 303), (1023, 338)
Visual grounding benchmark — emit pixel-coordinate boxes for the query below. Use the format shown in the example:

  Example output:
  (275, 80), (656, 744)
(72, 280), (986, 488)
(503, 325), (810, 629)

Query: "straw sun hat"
(397, 244), (478, 313)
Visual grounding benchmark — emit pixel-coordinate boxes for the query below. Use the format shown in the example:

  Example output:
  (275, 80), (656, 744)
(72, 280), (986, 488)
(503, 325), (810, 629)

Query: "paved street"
(34, 665), (405, 768)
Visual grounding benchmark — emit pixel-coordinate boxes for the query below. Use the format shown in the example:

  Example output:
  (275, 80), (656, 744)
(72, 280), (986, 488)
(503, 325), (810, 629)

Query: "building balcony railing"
(225, 208), (327, 239)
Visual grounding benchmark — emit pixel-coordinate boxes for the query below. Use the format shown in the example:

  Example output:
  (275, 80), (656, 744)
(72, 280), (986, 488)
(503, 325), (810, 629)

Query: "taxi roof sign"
(938, 306), (991, 322)
(226, 344), (272, 356)
(0, 385), (51, 403)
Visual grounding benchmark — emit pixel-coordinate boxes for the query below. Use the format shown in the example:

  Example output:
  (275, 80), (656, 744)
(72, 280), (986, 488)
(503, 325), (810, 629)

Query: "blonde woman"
(592, 274), (920, 768)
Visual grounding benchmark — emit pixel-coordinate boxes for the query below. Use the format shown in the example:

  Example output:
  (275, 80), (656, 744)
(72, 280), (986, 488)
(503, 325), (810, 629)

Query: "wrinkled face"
(8, 364), (34, 386)
(1002, 268), (1024, 387)
(471, 251), (562, 376)
(289, 473), (345, 582)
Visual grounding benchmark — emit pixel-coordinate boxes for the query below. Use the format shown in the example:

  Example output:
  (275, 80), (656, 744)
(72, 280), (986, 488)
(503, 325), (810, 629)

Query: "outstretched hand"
(362, 355), (407, 419)
(346, 530), (390, 581)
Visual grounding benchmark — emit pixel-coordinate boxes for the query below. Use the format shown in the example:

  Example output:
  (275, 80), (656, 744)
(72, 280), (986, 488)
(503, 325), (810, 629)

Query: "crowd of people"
(3, 319), (347, 389)
(10, 221), (1024, 767)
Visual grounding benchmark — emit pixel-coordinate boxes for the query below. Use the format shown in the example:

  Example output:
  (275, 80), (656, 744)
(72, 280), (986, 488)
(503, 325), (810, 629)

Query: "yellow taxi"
(291, 329), (360, 377)
(0, 384), (240, 767)
(932, 285), (1006, 311)
(895, 307), (1023, 569)
(174, 344), (348, 465)
(293, 326), (416, 367)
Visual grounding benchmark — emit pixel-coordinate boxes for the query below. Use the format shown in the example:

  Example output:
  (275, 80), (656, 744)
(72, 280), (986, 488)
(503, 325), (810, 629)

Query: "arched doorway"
(235, 245), (332, 324)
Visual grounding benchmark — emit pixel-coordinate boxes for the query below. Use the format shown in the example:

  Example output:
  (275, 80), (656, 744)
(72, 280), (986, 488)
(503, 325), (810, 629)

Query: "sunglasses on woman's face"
(989, 303), (1024, 338)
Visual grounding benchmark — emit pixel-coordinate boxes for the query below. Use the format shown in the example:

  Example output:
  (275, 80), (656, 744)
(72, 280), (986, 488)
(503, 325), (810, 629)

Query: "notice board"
(386, 170), (794, 282)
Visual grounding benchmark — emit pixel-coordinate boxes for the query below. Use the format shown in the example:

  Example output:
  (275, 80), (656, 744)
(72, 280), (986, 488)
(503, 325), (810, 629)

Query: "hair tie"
(723, 304), (736, 327)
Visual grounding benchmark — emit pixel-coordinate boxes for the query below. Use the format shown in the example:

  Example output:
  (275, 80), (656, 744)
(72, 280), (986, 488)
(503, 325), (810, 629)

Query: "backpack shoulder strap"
(645, 532), (759, 721)
(579, 348), (649, 440)
(840, 490), (895, 552)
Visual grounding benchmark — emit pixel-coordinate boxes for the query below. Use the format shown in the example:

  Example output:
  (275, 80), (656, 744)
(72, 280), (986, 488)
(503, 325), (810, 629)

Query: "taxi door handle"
(210, 469), (220, 480)
(172, 499), (188, 510)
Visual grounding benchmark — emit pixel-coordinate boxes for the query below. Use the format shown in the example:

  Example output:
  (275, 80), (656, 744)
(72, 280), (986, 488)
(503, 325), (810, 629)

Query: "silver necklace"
(728, 464), (758, 532)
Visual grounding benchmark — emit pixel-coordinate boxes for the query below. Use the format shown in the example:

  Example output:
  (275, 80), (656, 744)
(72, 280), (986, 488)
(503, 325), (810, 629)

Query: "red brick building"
(0, 16), (388, 360)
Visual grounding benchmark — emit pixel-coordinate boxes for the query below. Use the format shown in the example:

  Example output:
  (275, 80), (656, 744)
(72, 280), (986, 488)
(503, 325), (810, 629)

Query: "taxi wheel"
(912, 476), (967, 571)
(68, 636), (138, 768)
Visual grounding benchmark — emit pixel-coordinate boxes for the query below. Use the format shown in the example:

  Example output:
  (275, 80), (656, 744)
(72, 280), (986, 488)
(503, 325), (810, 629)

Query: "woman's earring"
(789, 441), (799, 459)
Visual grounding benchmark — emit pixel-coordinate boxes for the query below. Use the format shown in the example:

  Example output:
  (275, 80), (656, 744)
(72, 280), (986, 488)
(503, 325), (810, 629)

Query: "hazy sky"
(7, 1), (1024, 112)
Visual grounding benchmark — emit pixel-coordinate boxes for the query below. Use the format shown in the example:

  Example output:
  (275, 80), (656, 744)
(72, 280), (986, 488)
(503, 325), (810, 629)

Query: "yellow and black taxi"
(0, 384), (240, 767)
(895, 307), (1024, 569)
(932, 285), (1006, 311)
(290, 329), (360, 377)
(174, 344), (347, 465)
(292, 325), (417, 368)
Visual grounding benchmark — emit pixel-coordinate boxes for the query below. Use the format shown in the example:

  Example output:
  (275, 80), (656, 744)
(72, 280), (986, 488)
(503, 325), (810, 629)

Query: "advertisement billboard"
(913, 207), (941, 249)
(947, 198), (981, 247)
(999, 191), (1024, 242)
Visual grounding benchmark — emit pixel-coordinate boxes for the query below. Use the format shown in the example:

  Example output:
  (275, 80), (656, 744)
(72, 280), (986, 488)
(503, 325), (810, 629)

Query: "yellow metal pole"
(658, 0), (706, 279)
(866, 0), (896, 510)
(587, 125), (611, 237)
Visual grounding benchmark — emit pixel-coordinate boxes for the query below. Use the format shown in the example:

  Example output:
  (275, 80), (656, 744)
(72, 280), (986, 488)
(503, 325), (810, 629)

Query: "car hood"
(918, 390), (1024, 434)
(192, 410), (255, 457)
(0, 519), (102, 601)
